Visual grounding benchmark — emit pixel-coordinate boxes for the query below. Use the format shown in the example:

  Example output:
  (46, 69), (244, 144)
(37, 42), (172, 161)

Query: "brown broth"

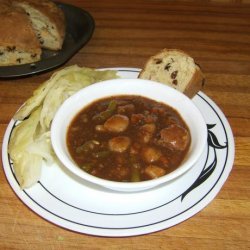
(67, 95), (191, 182)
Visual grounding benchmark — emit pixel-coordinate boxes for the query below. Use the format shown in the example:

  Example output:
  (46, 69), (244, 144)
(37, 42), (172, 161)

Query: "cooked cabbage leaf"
(8, 65), (119, 189)
(39, 66), (118, 130)
(27, 131), (54, 165)
(14, 65), (118, 123)
(13, 66), (83, 120)
(8, 107), (43, 188)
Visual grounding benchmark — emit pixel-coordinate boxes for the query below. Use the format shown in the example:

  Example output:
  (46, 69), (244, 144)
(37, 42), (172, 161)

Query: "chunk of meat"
(158, 124), (190, 151)
(145, 165), (166, 179)
(130, 142), (141, 154)
(117, 104), (135, 114)
(131, 113), (145, 125)
(141, 146), (162, 163)
(131, 113), (157, 125)
(137, 123), (156, 143)
(103, 114), (129, 133)
(108, 136), (131, 153)
(158, 155), (170, 168)
(144, 114), (158, 123)
(108, 165), (130, 181)
(115, 154), (127, 165)
(164, 116), (180, 126)
(151, 106), (166, 116)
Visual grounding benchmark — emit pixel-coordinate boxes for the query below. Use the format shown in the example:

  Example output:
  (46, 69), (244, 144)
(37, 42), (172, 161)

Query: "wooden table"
(0, 0), (249, 249)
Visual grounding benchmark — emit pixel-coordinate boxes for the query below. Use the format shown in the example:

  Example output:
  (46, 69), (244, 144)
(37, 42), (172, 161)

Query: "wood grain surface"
(0, 0), (249, 249)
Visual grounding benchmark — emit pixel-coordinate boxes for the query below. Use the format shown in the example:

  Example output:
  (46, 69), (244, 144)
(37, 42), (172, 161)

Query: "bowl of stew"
(51, 78), (207, 192)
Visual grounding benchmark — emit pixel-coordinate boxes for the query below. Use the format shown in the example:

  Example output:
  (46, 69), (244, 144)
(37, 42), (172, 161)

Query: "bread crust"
(12, 0), (65, 50)
(183, 65), (204, 98)
(139, 49), (204, 98)
(0, 7), (41, 52)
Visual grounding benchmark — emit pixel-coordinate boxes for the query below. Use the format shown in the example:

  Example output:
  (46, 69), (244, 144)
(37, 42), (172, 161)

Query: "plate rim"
(1, 67), (235, 237)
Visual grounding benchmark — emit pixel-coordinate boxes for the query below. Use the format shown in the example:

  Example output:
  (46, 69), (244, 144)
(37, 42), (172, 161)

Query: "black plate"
(0, 2), (95, 79)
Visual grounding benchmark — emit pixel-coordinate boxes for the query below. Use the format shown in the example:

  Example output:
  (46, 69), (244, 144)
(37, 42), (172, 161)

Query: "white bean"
(104, 114), (129, 133)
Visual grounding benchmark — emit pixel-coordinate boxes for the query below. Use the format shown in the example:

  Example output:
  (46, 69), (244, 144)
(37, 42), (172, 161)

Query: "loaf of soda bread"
(0, 3), (41, 66)
(0, 0), (65, 66)
(12, 0), (65, 50)
(139, 49), (204, 98)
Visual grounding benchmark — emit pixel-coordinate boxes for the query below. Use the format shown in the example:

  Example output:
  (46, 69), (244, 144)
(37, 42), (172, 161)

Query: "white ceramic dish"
(51, 78), (207, 192)
(1, 68), (235, 236)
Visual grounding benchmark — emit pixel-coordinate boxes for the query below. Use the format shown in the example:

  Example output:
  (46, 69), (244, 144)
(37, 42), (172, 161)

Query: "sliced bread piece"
(12, 0), (65, 50)
(0, 6), (41, 66)
(139, 49), (204, 98)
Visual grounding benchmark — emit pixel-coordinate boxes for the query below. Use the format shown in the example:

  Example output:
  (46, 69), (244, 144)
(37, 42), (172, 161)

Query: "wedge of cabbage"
(8, 65), (119, 189)
(39, 66), (118, 130)
(14, 65), (118, 124)
(9, 107), (43, 188)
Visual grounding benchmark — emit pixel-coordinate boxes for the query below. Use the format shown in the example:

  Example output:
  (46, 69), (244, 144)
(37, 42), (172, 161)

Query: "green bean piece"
(130, 154), (138, 164)
(130, 154), (141, 182)
(92, 150), (111, 158)
(131, 165), (141, 182)
(76, 140), (99, 154)
(92, 100), (117, 122)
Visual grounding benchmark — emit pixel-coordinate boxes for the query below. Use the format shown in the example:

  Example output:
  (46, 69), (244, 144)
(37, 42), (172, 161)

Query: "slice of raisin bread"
(12, 0), (65, 50)
(139, 49), (204, 98)
(0, 5), (41, 66)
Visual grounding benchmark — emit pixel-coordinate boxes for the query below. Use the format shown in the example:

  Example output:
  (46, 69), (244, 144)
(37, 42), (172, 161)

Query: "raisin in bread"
(0, 5), (41, 66)
(139, 49), (204, 98)
(12, 0), (65, 50)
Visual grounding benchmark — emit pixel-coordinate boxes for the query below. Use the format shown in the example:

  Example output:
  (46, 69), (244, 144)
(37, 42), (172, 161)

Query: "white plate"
(1, 68), (235, 237)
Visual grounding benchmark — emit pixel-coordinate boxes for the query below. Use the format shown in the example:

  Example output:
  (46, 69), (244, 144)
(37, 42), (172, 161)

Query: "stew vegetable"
(67, 95), (191, 182)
